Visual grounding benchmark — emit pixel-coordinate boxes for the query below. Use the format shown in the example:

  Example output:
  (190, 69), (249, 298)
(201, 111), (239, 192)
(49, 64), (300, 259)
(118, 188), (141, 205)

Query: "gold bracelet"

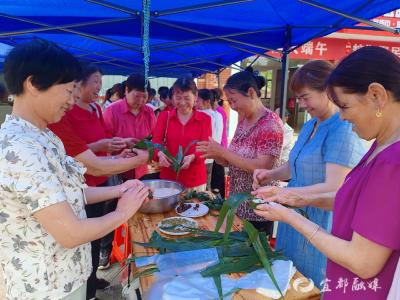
(308, 225), (320, 242)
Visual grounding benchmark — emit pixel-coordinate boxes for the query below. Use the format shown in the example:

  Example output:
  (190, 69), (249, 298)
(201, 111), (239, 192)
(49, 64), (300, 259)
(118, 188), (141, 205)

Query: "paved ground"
(97, 263), (126, 300)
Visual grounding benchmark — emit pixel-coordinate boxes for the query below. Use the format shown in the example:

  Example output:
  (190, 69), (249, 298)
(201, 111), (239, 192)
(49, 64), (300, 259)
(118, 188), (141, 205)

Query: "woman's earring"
(376, 109), (383, 118)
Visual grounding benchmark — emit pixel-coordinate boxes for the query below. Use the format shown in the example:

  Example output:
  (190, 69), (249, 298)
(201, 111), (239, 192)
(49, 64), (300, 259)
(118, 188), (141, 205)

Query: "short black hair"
(105, 88), (113, 100)
(149, 88), (156, 97)
(158, 86), (169, 100)
(4, 39), (81, 96)
(80, 63), (103, 84)
(125, 74), (151, 93)
(168, 87), (173, 100)
(212, 88), (223, 100)
(198, 89), (216, 106)
(224, 67), (265, 97)
(171, 77), (197, 95)
(110, 83), (125, 99)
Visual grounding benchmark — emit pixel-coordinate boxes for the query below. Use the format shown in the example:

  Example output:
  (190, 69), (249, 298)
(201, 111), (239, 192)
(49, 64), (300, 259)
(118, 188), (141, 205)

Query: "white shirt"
(200, 109), (223, 164)
(0, 115), (91, 300)
(281, 122), (294, 164)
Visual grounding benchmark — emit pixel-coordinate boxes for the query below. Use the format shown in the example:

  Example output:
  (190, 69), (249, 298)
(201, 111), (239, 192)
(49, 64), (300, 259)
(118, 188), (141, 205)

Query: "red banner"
(267, 10), (400, 61)
(283, 38), (400, 60)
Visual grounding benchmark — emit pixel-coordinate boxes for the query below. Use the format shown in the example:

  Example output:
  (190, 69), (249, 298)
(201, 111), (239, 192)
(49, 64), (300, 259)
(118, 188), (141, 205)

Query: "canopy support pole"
(298, 0), (399, 34)
(0, 13), (141, 52)
(247, 55), (260, 69)
(150, 50), (233, 67)
(151, 19), (279, 52)
(289, 1), (372, 53)
(151, 27), (285, 52)
(279, 26), (291, 119)
(0, 16), (135, 37)
(217, 69), (221, 88)
(153, 0), (254, 16)
(230, 45), (281, 62)
(87, 0), (253, 17)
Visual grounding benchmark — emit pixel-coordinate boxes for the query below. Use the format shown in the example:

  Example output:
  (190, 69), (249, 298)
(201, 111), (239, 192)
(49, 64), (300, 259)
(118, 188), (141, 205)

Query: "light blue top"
(276, 112), (366, 287)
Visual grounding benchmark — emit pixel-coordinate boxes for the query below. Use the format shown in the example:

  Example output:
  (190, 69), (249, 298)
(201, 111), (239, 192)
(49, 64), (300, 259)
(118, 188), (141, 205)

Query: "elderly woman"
(153, 78), (211, 190)
(252, 60), (365, 285)
(254, 46), (400, 299)
(103, 73), (157, 180)
(49, 64), (150, 298)
(197, 67), (283, 234)
(0, 39), (149, 300)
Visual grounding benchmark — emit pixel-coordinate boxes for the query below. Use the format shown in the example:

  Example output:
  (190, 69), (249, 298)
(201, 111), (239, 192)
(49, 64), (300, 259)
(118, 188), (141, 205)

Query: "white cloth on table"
(146, 259), (295, 300)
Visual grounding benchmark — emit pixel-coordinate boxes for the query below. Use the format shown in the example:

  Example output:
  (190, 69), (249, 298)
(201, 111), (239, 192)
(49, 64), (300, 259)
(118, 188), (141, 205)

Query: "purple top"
(216, 106), (228, 148)
(325, 141), (400, 299)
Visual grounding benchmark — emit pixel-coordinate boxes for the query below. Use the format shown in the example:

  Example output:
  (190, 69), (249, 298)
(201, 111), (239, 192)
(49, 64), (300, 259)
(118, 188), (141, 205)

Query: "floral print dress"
(0, 115), (91, 300)
(229, 110), (283, 221)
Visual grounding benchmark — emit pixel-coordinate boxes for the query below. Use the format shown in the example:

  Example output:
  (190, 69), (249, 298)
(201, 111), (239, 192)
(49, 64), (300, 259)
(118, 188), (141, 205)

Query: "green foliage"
(130, 136), (198, 177)
(132, 191), (288, 299)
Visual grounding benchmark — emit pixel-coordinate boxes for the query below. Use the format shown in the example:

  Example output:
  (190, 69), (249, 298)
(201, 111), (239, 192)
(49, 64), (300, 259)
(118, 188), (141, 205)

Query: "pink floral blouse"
(229, 109), (283, 221)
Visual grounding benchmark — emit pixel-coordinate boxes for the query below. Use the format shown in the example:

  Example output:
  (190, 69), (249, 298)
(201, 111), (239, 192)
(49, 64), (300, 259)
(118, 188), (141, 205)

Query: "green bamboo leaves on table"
(131, 224), (285, 299)
(131, 192), (287, 300)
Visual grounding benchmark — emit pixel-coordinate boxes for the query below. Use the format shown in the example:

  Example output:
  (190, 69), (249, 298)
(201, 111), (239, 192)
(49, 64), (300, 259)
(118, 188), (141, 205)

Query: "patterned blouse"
(229, 109), (283, 221)
(0, 115), (92, 300)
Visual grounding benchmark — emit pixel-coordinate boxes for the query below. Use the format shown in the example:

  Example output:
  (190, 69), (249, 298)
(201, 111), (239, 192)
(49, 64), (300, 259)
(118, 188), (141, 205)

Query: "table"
(129, 210), (321, 300)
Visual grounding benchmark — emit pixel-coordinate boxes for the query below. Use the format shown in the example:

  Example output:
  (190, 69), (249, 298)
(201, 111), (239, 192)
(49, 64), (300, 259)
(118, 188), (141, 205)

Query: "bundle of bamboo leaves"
(131, 135), (197, 178)
(131, 223), (286, 299)
(131, 192), (290, 299)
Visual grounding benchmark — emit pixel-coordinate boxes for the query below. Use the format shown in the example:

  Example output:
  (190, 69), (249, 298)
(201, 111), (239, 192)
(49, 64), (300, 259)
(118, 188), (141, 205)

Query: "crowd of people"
(0, 38), (398, 300)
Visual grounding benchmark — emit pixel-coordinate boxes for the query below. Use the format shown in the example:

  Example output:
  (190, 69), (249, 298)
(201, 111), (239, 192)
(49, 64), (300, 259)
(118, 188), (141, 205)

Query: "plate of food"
(157, 216), (198, 235)
(175, 202), (209, 218)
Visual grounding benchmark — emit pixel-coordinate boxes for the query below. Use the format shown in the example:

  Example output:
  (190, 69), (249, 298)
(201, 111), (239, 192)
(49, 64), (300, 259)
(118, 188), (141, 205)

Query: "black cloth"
(211, 161), (225, 199)
(85, 201), (105, 299)
(100, 199), (117, 250)
(139, 172), (160, 180)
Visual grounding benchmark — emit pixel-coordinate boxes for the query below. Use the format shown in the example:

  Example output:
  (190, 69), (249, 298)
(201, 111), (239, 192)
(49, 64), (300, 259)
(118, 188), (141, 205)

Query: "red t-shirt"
(49, 103), (111, 186)
(103, 99), (156, 179)
(152, 109), (212, 188)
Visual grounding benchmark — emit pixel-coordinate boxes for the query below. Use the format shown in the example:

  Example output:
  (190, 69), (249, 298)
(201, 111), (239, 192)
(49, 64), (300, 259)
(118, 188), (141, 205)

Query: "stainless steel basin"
(140, 179), (185, 213)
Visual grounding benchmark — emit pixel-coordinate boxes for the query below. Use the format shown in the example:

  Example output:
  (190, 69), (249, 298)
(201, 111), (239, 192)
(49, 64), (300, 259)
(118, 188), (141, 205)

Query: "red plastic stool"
(110, 223), (131, 267)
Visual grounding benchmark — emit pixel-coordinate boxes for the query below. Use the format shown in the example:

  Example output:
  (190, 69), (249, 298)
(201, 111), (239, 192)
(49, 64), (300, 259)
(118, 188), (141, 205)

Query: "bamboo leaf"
(133, 266), (159, 279)
(183, 139), (198, 156)
(214, 202), (230, 232)
(213, 275), (223, 300)
(223, 208), (236, 242)
(243, 221), (284, 299)
(176, 146), (183, 165)
(215, 192), (252, 235)
(202, 255), (260, 277)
